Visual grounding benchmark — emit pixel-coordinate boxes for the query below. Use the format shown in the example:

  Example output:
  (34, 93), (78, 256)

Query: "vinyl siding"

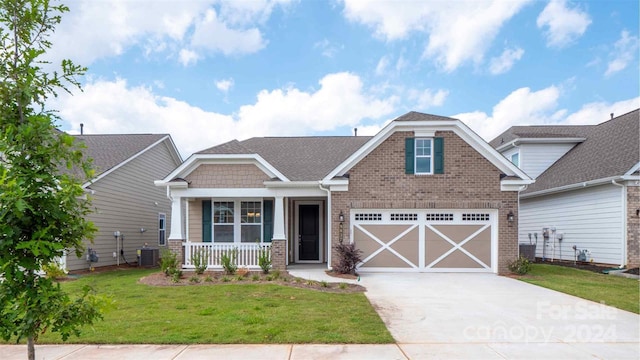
(188, 199), (203, 243)
(66, 139), (181, 271)
(519, 184), (624, 265)
(519, 143), (576, 179)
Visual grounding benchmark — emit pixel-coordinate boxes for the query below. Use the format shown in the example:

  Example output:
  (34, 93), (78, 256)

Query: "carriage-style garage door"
(352, 210), (497, 273)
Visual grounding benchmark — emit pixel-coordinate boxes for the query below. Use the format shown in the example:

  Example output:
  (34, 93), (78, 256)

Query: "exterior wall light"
(338, 211), (345, 223)
(507, 211), (515, 223)
(338, 211), (345, 243)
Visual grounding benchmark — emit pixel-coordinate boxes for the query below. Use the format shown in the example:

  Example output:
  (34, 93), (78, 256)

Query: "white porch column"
(273, 196), (286, 240)
(169, 196), (183, 240)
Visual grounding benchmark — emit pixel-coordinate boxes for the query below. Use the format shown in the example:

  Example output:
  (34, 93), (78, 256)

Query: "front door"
(298, 204), (319, 261)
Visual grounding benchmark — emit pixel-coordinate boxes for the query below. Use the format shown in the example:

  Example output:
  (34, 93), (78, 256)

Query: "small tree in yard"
(0, 1), (106, 359)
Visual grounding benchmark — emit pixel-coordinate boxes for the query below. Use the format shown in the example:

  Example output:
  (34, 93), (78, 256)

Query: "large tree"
(0, 1), (104, 359)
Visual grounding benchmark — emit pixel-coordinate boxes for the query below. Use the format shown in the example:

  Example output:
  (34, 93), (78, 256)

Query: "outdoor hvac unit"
(139, 248), (159, 267)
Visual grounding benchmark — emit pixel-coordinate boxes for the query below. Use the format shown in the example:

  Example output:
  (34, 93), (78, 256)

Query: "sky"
(48, 0), (640, 159)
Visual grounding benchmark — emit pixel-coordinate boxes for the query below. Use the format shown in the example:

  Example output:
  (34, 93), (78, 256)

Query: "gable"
(185, 163), (272, 188)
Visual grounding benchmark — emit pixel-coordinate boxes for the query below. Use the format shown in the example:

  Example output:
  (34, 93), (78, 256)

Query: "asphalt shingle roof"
(74, 134), (168, 177)
(198, 136), (372, 181)
(491, 109), (639, 194)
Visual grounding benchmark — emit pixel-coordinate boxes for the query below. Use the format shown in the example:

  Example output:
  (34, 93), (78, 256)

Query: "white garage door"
(352, 209), (498, 273)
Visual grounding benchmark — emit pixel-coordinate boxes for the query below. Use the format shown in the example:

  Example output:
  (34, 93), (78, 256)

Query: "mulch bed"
(139, 271), (366, 293)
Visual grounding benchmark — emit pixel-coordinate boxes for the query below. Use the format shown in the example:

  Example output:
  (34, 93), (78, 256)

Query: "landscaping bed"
(139, 270), (365, 293)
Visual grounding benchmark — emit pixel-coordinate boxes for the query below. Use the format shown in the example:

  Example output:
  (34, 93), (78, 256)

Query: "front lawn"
(32, 269), (393, 344)
(519, 264), (639, 314)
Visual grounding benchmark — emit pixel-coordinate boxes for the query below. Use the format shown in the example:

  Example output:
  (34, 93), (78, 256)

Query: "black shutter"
(262, 200), (273, 243)
(434, 137), (444, 174)
(202, 200), (212, 242)
(405, 138), (415, 174)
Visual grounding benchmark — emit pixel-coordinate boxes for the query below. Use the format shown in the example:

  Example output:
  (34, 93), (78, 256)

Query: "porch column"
(273, 196), (286, 240)
(168, 196), (183, 240)
(271, 196), (286, 270)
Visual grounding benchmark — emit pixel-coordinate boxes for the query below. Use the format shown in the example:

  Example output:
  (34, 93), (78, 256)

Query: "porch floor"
(287, 264), (360, 284)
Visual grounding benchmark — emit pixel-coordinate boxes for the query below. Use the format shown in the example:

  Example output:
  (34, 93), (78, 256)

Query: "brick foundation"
(168, 239), (184, 267)
(271, 239), (286, 271)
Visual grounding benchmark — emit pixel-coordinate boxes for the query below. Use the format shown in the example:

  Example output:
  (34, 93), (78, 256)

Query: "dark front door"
(299, 204), (319, 261)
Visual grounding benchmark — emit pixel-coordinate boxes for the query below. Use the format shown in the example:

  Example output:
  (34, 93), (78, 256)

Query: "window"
(511, 153), (519, 167)
(241, 201), (262, 243)
(405, 137), (444, 174)
(205, 200), (269, 243)
(415, 138), (432, 174)
(213, 201), (234, 242)
(158, 213), (166, 246)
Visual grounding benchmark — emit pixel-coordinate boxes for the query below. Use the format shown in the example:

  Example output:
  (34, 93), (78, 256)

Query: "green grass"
(32, 269), (392, 344)
(519, 264), (639, 314)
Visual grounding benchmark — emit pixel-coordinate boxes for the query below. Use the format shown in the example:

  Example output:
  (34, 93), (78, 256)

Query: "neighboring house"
(155, 112), (532, 275)
(64, 134), (182, 271)
(491, 109), (640, 268)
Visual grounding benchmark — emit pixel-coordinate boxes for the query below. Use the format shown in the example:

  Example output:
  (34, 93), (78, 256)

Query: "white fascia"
(494, 137), (586, 153)
(325, 118), (532, 182)
(155, 153), (289, 187)
(501, 179), (535, 191)
(520, 175), (632, 199)
(624, 162), (640, 176)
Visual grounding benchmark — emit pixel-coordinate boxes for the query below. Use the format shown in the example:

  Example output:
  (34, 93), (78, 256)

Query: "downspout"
(319, 181), (332, 270)
(611, 179), (626, 268)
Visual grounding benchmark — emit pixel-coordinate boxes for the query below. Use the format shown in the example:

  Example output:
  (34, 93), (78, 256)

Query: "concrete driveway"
(360, 273), (640, 359)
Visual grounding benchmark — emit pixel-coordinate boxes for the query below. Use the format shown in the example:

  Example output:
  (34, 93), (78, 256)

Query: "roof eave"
(495, 137), (586, 152)
(521, 175), (637, 199)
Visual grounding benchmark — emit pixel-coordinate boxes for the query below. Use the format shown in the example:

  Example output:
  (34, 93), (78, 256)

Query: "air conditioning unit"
(139, 248), (159, 267)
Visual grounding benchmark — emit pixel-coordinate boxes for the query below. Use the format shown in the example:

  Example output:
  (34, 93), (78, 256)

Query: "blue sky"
(50, 0), (639, 158)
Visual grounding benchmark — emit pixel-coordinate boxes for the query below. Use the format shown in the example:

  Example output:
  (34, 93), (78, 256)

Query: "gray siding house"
(491, 109), (640, 268)
(64, 134), (182, 271)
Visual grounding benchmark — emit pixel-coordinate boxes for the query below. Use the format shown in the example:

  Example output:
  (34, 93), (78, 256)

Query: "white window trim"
(415, 138), (434, 175)
(211, 199), (264, 244)
(511, 152), (520, 167)
(158, 213), (166, 246)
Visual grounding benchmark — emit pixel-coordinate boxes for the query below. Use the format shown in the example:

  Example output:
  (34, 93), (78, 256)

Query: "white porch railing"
(183, 242), (271, 269)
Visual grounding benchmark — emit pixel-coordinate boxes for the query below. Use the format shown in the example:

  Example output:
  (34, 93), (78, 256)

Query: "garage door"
(352, 210), (497, 273)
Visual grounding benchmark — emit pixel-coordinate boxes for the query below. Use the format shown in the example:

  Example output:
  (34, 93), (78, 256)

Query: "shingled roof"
(493, 109), (639, 194)
(74, 134), (169, 176)
(197, 136), (372, 181)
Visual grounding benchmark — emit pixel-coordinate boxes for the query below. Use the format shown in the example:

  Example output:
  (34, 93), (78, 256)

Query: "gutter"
(318, 181), (332, 270)
(520, 175), (636, 199)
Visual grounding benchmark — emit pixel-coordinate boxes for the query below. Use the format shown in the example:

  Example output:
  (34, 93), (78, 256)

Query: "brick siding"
(331, 131), (519, 274)
(271, 239), (286, 270)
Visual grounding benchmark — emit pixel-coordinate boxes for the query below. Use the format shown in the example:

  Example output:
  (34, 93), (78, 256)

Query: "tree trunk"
(27, 335), (35, 360)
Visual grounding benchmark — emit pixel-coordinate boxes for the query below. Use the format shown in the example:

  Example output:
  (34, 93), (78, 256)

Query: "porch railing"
(183, 242), (271, 269)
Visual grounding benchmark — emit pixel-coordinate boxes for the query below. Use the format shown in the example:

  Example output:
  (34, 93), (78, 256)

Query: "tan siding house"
(65, 134), (182, 271)
(156, 112), (532, 274)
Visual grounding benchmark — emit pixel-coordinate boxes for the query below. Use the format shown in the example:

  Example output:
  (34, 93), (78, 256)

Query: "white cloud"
(408, 89), (449, 110)
(215, 79), (235, 93)
(178, 49), (200, 67)
(537, 0), (591, 48)
(489, 47), (524, 75)
(48, 0), (289, 66)
(54, 73), (397, 157)
(454, 86), (561, 140)
(314, 39), (342, 58)
(375, 56), (390, 76)
(454, 86), (639, 142)
(605, 30), (639, 77)
(341, 0), (531, 72)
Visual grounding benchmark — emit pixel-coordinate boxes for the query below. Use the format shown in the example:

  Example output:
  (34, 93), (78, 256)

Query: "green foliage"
(333, 243), (363, 275)
(220, 249), (238, 275)
(159, 248), (179, 277)
(170, 270), (182, 283)
(257, 247), (271, 274)
(42, 262), (67, 279)
(508, 256), (532, 275)
(204, 275), (213, 283)
(188, 276), (200, 284)
(190, 248), (208, 275)
(0, 1), (104, 356)
(251, 274), (260, 281)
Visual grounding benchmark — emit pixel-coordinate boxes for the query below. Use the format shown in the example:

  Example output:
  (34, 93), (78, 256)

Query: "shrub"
(189, 275), (201, 284)
(258, 247), (272, 274)
(251, 274), (260, 281)
(320, 281), (328, 288)
(191, 248), (208, 275)
(339, 283), (347, 290)
(170, 269), (183, 283)
(220, 249), (238, 275)
(204, 275), (214, 283)
(160, 248), (179, 277)
(42, 262), (67, 279)
(333, 242), (362, 275)
(508, 256), (532, 275)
